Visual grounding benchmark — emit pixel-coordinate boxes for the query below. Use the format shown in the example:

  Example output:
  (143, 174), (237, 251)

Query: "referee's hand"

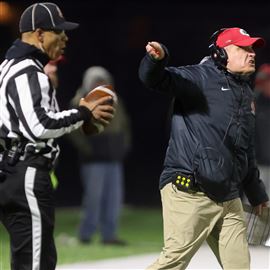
(79, 96), (115, 126)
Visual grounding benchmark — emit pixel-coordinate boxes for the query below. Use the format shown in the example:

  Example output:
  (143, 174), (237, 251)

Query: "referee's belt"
(5, 144), (53, 169)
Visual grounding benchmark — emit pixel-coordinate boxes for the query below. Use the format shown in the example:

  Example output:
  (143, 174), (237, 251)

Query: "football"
(82, 85), (117, 135)
(84, 85), (117, 104)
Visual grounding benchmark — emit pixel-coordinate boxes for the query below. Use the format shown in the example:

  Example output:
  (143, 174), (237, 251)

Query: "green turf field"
(0, 207), (163, 268)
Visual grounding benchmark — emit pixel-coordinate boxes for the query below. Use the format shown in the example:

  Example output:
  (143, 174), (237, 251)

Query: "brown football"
(82, 85), (117, 135)
(84, 85), (117, 103)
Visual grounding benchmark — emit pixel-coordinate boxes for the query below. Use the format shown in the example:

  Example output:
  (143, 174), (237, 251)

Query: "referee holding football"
(0, 2), (114, 270)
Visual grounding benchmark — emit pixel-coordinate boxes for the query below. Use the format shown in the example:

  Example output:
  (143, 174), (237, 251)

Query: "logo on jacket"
(221, 86), (231, 91)
(251, 101), (255, 115)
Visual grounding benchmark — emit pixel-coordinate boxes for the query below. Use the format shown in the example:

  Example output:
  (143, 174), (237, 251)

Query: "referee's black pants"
(0, 155), (57, 270)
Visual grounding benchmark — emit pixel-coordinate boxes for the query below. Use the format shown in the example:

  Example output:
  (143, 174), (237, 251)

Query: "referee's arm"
(8, 70), (90, 140)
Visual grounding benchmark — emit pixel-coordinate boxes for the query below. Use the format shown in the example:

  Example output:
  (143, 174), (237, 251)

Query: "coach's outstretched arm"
(138, 41), (170, 90)
(138, 41), (202, 101)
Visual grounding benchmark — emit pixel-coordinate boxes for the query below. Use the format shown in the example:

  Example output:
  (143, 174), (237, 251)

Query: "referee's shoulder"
(8, 59), (44, 80)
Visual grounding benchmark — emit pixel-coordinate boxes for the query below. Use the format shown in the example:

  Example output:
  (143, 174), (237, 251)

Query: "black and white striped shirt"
(0, 39), (90, 162)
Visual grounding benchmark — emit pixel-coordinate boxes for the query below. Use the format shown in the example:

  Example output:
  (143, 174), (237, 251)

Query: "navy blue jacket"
(139, 51), (269, 205)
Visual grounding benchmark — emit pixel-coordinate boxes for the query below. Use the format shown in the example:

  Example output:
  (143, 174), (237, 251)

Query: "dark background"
(1, 0), (270, 207)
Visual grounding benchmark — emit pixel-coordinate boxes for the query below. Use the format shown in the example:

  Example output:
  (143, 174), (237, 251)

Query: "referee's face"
(42, 30), (68, 60)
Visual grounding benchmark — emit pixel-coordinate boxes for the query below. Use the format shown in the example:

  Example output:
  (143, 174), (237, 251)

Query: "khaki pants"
(147, 183), (250, 270)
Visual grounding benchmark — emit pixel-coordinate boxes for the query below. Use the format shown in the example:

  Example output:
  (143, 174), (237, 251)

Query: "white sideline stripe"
(25, 167), (41, 270)
(56, 245), (270, 270)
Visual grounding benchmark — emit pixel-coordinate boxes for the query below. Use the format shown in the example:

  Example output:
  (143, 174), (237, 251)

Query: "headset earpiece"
(209, 28), (228, 68)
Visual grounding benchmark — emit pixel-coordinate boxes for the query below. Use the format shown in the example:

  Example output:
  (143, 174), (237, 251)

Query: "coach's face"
(225, 44), (256, 76)
(41, 29), (68, 60)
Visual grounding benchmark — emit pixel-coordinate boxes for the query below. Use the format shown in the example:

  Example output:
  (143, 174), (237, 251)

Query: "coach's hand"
(254, 201), (268, 216)
(146, 41), (165, 60)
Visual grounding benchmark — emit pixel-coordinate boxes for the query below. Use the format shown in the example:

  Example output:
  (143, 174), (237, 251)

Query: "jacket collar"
(201, 56), (251, 83)
(5, 39), (50, 67)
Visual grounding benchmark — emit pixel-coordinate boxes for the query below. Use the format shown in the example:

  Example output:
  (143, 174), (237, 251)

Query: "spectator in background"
(70, 66), (131, 245)
(254, 63), (270, 197)
(44, 55), (65, 89)
(44, 61), (58, 88)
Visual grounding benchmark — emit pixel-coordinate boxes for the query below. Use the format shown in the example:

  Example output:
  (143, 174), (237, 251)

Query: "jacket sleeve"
(242, 123), (269, 206)
(138, 45), (170, 90)
(8, 71), (92, 141)
(138, 45), (202, 100)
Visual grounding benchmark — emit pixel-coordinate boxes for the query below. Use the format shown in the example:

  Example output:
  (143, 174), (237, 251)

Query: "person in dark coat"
(139, 27), (269, 270)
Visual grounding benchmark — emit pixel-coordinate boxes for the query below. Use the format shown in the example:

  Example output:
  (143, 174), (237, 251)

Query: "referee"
(0, 2), (114, 270)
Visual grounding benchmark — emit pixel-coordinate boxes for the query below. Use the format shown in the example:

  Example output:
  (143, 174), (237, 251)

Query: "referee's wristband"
(78, 106), (92, 122)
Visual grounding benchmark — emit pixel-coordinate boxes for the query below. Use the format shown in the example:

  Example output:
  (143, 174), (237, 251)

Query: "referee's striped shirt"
(0, 39), (91, 162)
